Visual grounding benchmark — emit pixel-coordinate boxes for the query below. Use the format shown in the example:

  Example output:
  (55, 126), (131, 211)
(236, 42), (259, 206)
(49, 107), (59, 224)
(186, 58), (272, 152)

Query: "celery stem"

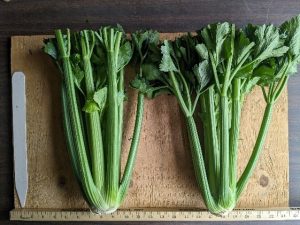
(169, 71), (190, 116)
(236, 103), (273, 198)
(56, 30), (108, 210)
(186, 116), (222, 214)
(118, 93), (145, 203)
(218, 95), (231, 208)
(229, 79), (241, 196)
(82, 42), (105, 190)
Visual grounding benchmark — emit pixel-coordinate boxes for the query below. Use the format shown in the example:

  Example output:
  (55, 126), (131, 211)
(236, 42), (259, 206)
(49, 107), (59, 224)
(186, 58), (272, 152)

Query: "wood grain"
(11, 35), (288, 210)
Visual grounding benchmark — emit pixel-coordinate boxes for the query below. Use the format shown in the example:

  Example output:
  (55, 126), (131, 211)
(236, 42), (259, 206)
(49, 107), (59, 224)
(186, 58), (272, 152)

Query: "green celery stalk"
(229, 78), (240, 195)
(237, 102), (273, 197)
(55, 29), (108, 211)
(102, 28), (122, 207)
(44, 27), (143, 213)
(118, 92), (144, 203)
(80, 31), (105, 190)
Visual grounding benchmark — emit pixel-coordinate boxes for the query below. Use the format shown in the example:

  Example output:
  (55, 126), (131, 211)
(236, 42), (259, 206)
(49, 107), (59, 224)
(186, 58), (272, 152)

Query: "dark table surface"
(0, 0), (300, 224)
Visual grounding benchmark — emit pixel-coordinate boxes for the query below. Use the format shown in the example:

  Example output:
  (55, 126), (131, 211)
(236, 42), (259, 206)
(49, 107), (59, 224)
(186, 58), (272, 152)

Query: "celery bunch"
(133, 15), (300, 214)
(197, 16), (300, 213)
(44, 27), (144, 213)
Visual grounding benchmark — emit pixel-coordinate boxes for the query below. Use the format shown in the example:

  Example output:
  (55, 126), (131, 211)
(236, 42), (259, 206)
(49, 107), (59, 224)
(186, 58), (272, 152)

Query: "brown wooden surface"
(1, 1), (300, 224)
(11, 34), (289, 211)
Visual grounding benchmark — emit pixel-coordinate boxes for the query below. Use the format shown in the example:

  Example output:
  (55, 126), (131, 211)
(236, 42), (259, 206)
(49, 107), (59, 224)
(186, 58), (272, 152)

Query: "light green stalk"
(200, 87), (220, 199)
(237, 103), (273, 198)
(118, 93), (145, 203)
(229, 78), (241, 196)
(81, 31), (105, 190)
(104, 28), (123, 207)
(55, 29), (108, 211)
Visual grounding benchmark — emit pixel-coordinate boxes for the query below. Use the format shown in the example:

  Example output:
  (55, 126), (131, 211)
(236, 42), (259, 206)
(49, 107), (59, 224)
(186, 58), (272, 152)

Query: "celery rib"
(186, 116), (223, 214)
(237, 103), (273, 198)
(81, 34), (105, 190)
(118, 93), (145, 203)
(229, 79), (241, 196)
(56, 29), (108, 211)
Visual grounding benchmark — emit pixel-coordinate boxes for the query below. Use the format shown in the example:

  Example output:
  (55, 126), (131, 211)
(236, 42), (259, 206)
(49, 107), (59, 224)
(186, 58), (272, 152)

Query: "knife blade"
(12, 72), (28, 208)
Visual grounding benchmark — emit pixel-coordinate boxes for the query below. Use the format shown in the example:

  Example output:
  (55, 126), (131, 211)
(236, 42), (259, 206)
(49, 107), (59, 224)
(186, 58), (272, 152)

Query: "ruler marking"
(10, 208), (300, 221)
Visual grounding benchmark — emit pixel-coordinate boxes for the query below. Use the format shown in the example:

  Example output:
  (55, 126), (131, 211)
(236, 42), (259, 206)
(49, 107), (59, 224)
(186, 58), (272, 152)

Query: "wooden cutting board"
(11, 35), (289, 211)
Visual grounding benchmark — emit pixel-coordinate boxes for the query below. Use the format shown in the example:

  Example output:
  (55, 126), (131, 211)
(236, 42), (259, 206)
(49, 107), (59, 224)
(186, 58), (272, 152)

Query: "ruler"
(10, 208), (300, 221)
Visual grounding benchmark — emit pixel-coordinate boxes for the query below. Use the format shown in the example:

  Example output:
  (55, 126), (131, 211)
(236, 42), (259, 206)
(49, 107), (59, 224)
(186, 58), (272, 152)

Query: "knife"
(12, 72), (28, 208)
